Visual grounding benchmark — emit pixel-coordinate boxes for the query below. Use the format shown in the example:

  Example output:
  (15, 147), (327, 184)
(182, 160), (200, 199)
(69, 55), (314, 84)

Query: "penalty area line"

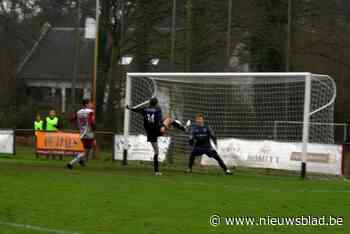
(0, 221), (80, 234)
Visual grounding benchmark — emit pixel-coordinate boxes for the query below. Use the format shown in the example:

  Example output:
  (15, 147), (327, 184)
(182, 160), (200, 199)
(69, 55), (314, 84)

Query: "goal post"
(123, 72), (337, 177)
(301, 73), (311, 178)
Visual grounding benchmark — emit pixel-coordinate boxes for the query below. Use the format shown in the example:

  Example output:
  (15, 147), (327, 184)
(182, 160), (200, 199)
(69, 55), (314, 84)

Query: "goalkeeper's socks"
(171, 120), (186, 131)
(153, 154), (159, 173)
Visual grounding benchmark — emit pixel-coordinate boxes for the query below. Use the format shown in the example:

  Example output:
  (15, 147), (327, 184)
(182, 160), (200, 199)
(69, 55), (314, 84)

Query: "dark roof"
(18, 27), (94, 81)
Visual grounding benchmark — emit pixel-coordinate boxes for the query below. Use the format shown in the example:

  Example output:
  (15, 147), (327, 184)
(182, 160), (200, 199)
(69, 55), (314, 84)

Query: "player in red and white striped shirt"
(67, 99), (96, 169)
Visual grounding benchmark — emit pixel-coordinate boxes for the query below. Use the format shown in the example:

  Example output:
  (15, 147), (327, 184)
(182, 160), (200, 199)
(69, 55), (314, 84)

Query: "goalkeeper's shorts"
(191, 147), (218, 158)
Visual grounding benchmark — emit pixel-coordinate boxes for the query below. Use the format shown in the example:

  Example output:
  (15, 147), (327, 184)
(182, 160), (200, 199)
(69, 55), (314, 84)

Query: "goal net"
(123, 73), (339, 175)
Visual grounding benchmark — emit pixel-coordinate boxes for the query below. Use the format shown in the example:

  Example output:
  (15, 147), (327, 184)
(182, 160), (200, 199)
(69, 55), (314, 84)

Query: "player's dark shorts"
(146, 132), (162, 142)
(81, 139), (95, 149)
(191, 147), (218, 158)
(146, 130), (162, 143)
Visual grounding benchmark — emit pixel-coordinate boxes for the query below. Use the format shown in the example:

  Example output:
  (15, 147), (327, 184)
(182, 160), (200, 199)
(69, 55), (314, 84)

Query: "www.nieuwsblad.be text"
(209, 214), (344, 227)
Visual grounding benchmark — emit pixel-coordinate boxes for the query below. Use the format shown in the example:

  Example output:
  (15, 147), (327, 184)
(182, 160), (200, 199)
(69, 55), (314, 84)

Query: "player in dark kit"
(127, 97), (187, 175)
(187, 114), (232, 175)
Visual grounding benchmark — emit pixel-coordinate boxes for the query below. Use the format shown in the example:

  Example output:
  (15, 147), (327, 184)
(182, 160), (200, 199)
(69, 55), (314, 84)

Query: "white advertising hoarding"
(84, 17), (96, 39)
(201, 138), (342, 175)
(114, 135), (171, 162)
(0, 130), (15, 154)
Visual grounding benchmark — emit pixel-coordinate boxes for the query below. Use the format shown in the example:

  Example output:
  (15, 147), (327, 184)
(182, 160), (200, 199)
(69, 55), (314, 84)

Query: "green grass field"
(0, 148), (349, 234)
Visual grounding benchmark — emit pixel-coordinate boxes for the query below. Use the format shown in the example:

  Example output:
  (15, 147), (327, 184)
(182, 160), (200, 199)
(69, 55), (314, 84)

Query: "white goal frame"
(123, 72), (337, 177)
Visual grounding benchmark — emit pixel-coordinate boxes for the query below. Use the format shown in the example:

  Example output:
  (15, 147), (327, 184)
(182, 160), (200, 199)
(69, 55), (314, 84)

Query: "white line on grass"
(0, 221), (80, 234)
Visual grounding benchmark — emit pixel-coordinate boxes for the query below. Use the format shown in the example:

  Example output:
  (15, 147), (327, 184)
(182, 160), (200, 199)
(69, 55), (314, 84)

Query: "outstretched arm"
(208, 126), (217, 146)
(126, 105), (145, 114)
(188, 126), (195, 146)
(126, 100), (149, 114)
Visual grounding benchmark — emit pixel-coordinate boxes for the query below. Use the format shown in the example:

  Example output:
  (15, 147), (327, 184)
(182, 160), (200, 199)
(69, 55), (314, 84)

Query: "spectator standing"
(43, 109), (62, 160)
(34, 113), (43, 131)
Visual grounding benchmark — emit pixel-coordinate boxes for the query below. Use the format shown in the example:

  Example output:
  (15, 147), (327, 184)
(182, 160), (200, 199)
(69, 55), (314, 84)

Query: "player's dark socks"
(171, 120), (186, 132)
(212, 154), (228, 172)
(78, 160), (86, 167)
(66, 164), (73, 170)
(188, 154), (196, 171)
(153, 154), (159, 172)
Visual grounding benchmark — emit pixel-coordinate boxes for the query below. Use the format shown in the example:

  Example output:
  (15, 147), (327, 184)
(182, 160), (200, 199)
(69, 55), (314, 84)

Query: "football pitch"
(0, 148), (349, 234)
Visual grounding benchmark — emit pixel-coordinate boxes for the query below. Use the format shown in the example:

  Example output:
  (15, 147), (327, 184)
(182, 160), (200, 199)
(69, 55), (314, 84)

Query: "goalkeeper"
(187, 114), (232, 175)
(126, 97), (187, 175)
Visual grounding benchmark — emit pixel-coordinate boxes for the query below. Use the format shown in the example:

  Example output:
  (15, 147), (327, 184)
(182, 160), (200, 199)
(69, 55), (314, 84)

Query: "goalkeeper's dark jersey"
(189, 124), (217, 148)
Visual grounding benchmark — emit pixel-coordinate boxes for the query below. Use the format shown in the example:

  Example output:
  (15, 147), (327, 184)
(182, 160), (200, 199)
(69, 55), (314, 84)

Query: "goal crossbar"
(127, 72), (311, 77)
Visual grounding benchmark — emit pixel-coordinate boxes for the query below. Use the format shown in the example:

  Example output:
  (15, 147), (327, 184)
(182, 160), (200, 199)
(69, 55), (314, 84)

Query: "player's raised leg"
(162, 117), (187, 132)
(163, 117), (191, 132)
